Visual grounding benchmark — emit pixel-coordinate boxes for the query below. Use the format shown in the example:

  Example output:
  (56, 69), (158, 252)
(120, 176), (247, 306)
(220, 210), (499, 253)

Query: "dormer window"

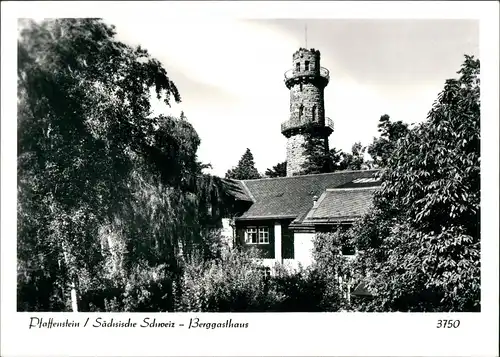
(305, 61), (310, 71)
(295, 62), (300, 71)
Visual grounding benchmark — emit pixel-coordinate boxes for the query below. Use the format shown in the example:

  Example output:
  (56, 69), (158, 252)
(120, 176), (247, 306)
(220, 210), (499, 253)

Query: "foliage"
(377, 56), (480, 237)
(341, 142), (370, 170)
(367, 114), (409, 168)
(177, 247), (345, 312)
(300, 133), (335, 174)
(225, 148), (261, 180)
(312, 230), (357, 311)
(176, 248), (282, 312)
(77, 262), (176, 313)
(331, 55), (481, 312)
(272, 264), (339, 312)
(265, 161), (287, 178)
(354, 223), (480, 312)
(17, 18), (235, 311)
(300, 129), (369, 175)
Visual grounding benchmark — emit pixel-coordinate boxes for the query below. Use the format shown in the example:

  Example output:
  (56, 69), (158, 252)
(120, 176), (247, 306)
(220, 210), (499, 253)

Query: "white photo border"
(1, 1), (498, 356)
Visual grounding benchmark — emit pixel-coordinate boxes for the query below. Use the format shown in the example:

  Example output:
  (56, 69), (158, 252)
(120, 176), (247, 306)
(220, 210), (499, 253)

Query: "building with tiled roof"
(223, 170), (381, 269)
(220, 47), (381, 277)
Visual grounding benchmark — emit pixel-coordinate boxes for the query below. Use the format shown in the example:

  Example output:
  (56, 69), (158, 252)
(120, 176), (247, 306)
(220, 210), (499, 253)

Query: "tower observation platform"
(284, 66), (330, 89)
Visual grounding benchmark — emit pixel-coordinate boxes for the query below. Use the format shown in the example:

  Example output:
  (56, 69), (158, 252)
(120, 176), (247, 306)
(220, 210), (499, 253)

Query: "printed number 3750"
(437, 319), (460, 328)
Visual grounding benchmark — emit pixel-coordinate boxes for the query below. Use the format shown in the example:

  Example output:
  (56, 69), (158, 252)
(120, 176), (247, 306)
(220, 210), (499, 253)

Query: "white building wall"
(260, 259), (278, 269)
(274, 221), (282, 264)
(293, 232), (316, 268)
(221, 218), (234, 249)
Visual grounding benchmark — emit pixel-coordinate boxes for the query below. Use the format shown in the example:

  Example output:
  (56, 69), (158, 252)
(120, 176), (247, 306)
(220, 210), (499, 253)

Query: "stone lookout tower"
(281, 48), (334, 177)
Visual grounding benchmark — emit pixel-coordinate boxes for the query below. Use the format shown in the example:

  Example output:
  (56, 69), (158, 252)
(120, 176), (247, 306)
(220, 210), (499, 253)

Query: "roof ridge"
(240, 180), (256, 202)
(242, 169), (380, 183)
(326, 186), (380, 192)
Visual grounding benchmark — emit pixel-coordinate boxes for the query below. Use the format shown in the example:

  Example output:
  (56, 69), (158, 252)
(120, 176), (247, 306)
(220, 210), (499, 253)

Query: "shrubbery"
(176, 248), (345, 312)
(176, 248), (281, 312)
(272, 265), (331, 312)
(76, 243), (347, 313)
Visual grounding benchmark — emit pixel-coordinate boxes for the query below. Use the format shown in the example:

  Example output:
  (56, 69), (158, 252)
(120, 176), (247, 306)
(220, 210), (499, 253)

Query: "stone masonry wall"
(284, 48), (330, 177)
(286, 133), (308, 177)
(292, 48), (321, 77)
(289, 82), (325, 125)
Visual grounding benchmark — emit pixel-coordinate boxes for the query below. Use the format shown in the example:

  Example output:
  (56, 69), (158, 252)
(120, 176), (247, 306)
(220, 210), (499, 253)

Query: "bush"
(312, 230), (358, 311)
(75, 260), (176, 312)
(272, 265), (330, 312)
(176, 248), (283, 312)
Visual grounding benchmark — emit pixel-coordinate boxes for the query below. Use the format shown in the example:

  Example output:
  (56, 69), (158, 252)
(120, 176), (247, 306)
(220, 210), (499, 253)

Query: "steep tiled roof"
(222, 179), (253, 202)
(302, 187), (378, 224)
(236, 170), (379, 220)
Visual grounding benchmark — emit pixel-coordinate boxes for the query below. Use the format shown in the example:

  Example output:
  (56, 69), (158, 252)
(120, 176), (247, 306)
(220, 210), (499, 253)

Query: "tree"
(300, 134), (334, 175)
(18, 18), (181, 311)
(17, 18), (235, 312)
(300, 130), (369, 175)
(341, 142), (369, 170)
(347, 55), (480, 312)
(265, 161), (287, 178)
(225, 148), (261, 180)
(367, 114), (409, 168)
(312, 229), (358, 311)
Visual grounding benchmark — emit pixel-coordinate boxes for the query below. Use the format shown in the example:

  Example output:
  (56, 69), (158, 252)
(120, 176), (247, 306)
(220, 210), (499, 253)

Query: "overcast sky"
(104, 17), (479, 177)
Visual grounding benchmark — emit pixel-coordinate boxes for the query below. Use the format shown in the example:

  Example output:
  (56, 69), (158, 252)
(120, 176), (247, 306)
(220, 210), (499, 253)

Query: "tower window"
(295, 62), (300, 71)
(300, 83), (303, 92)
(312, 105), (317, 122)
(305, 61), (310, 71)
(299, 105), (304, 120)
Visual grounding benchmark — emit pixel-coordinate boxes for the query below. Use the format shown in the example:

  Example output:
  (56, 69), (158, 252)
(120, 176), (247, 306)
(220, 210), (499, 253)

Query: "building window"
(312, 105), (317, 122)
(258, 227), (270, 244)
(299, 105), (304, 120)
(245, 227), (257, 244)
(305, 60), (310, 71)
(295, 62), (300, 71)
(300, 82), (303, 92)
(245, 226), (269, 244)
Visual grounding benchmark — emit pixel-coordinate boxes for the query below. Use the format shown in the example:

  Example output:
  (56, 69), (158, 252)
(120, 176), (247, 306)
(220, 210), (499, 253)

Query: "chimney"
(313, 195), (319, 208)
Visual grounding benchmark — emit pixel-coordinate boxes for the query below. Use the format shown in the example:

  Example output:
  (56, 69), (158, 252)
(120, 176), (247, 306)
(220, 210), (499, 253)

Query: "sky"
(104, 17), (479, 177)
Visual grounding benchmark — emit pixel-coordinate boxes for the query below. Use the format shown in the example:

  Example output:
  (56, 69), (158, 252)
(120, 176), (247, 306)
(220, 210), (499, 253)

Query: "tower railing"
(284, 67), (330, 82)
(281, 116), (334, 135)
(325, 117), (334, 131)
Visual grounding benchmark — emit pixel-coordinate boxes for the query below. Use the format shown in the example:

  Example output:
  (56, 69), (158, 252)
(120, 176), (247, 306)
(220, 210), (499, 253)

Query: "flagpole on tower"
(305, 23), (308, 48)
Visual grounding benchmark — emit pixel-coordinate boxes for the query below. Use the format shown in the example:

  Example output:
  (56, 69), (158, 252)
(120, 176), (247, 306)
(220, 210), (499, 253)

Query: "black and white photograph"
(1, 1), (499, 356)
